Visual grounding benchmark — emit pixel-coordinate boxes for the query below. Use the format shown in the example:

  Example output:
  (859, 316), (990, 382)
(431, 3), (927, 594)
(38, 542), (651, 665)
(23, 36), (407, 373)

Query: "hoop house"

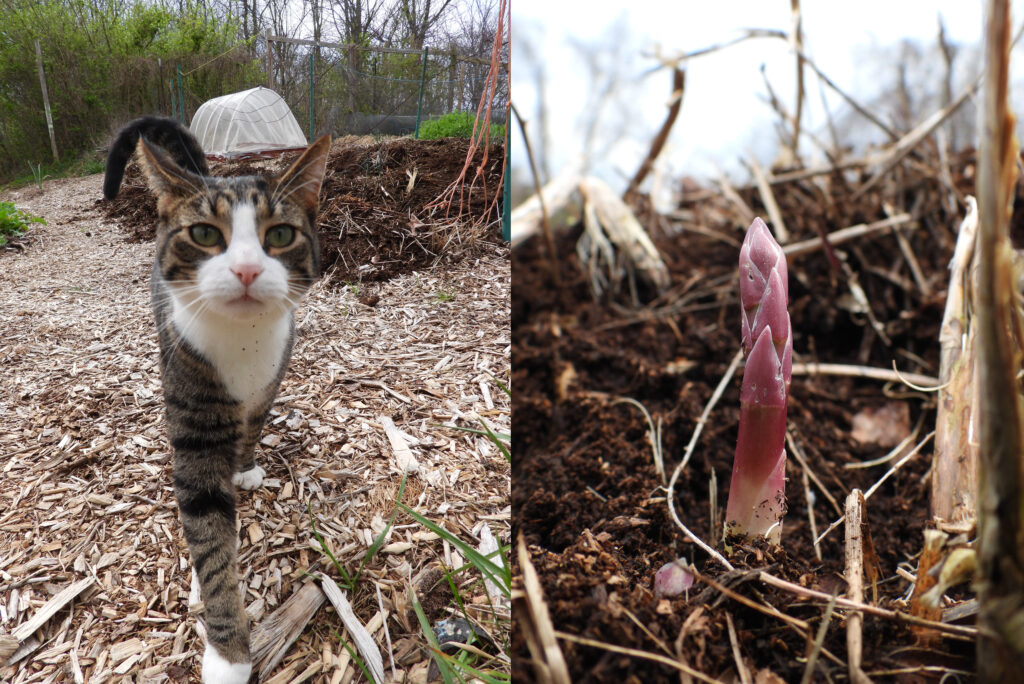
(190, 87), (307, 157)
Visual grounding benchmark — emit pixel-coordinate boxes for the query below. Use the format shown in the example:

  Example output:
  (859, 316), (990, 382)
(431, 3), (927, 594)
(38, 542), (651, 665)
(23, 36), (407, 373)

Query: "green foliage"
(404, 504), (511, 682)
(0, 202), (44, 246)
(418, 111), (505, 141)
(26, 162), (47, 190)
(0, 0), (257, 182)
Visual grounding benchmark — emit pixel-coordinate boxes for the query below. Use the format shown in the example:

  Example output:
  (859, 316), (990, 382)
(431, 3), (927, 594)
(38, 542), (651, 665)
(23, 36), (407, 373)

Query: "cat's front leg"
(173, 449), (252, 683)
(232, 463), (266, 490)
(232, 406), (271, 490)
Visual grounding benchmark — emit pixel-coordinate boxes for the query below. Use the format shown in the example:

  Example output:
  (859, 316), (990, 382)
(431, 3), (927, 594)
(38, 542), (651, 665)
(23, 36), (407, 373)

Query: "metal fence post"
(502, 108), (510, 241)
(309, 52), (314, 141)
(176, 64), (185, 124)
(414, 47), (429, 139)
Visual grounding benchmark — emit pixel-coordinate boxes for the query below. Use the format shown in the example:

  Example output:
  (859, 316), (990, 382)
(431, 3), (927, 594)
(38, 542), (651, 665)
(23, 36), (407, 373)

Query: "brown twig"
(510, 102), (560, 286)
(516, 536), (572, 684)
(975, 0), (1024, 674)
(800, 591), (838, 684)
(554, 630), (719, 683)
(749, 157), (790, 243)
(815, 431), (935, 545)
(756, 572), (981, 640)
(626, 67), (685, 197)
(789, 0), (805, 161)
(844, 490), (870, 684)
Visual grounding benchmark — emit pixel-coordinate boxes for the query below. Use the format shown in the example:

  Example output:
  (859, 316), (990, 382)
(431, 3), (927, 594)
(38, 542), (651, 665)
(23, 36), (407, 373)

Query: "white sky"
(512, 1), (1024, 202)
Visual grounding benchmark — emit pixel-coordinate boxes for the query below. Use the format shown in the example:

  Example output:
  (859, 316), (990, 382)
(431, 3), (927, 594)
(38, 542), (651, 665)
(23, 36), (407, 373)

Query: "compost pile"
(513, 141), (1023, 681)
(101, 136), (505, 284)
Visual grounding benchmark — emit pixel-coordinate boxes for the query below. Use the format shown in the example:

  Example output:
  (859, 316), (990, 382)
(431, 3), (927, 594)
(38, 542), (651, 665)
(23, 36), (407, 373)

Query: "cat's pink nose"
(231, 263), (263, 288)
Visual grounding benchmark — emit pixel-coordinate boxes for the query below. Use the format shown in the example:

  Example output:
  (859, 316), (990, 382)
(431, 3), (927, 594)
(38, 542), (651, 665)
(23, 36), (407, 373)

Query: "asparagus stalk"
(725, 218), (791, 544)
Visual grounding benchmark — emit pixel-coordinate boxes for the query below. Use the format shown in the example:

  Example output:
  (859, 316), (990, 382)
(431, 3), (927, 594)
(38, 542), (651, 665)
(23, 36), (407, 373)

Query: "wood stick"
(852, 77), (980, 201)
(11, 577), (93, 643)
(626, 68), (685, 196)
(517, 536), (572, 684)
(749, 157), (790, 243)
(844, 490), (870, 684)
(250, 580), (326, 679)
(321, 575), (385, 684)
(510, 102), (560, 285)
(975, 0), (1024, 675)
(791, 362), (937, 389)
(931, 197), (979, 523)
(756, 572), (980, 639)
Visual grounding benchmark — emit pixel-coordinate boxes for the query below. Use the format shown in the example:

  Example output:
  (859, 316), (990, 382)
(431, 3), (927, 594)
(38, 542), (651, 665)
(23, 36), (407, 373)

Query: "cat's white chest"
(173, 306), (291, 405)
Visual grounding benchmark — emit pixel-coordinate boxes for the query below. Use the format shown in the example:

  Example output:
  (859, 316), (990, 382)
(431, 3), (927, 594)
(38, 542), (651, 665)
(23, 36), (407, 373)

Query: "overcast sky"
(511, 1), (1024, 204)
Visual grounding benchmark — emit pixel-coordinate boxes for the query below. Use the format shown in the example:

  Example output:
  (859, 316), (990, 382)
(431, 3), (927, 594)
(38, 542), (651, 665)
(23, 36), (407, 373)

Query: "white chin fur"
(232, 465), (266, 490)
(202, 644), (251, 684)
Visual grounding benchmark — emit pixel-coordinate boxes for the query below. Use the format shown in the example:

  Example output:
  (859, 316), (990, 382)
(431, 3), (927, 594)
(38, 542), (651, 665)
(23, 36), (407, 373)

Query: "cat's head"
(139, 136), (331, 322)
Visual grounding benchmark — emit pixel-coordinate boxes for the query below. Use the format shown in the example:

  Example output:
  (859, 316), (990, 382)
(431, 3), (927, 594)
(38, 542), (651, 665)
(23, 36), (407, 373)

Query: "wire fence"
(163, 37), (508, 142)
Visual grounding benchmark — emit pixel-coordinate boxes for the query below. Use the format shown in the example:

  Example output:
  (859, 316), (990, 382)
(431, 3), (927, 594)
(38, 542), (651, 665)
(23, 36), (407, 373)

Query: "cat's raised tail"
(103, 116), (209, 200)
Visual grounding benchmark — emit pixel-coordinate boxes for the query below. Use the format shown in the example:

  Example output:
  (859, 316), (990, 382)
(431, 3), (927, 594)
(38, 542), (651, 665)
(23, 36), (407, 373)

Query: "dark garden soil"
(100, 136), (505, 285)
(512, 148), (1013, 681)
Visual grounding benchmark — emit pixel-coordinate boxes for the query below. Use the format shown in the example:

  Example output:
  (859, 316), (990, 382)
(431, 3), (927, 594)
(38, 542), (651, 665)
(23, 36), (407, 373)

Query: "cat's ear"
(136, 138), (201, 207)
(274, 135), (331, 215)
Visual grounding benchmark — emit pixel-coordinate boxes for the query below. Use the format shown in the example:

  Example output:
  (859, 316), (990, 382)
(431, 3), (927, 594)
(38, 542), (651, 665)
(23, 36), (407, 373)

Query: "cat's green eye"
(189, 224), (222, 247)
(265, 224), (295, 248)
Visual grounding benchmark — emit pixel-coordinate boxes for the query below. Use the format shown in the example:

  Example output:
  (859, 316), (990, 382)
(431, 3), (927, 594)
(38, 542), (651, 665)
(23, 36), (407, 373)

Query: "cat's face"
(140, 138), (330, 321)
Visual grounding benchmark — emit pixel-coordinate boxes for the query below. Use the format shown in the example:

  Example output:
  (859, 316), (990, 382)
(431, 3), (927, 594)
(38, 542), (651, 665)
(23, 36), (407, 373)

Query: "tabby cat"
(104, 117), (330, 683)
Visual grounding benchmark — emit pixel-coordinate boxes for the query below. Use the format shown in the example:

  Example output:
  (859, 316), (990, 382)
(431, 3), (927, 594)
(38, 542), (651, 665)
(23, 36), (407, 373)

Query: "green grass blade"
(410, 587), (458, 684)
(399, 504), (511, 599)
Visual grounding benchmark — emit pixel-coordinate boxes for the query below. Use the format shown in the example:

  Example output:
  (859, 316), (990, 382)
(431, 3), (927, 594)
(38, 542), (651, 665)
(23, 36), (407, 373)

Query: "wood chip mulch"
(0, 160), (510, 683)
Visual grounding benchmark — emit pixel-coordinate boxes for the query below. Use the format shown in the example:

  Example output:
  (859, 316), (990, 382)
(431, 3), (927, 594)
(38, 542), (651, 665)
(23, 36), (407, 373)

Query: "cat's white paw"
(202, 644), (251, 684)
(232, 465), (265, 490)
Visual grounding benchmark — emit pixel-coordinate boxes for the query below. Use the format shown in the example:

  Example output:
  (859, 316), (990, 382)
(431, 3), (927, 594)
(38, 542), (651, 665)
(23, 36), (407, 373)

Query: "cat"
(104, 117), (330, 683)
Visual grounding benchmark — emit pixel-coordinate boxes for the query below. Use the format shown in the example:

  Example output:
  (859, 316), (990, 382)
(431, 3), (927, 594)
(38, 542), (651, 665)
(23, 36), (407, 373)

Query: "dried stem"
(511, 103), (560, 287)
(626, 67), (685, 197)
(976, 0), (1024, 674)
(844, 490), (870, 684)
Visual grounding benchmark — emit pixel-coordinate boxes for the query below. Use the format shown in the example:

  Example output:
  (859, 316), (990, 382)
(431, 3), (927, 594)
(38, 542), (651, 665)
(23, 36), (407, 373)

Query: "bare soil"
(512, 149), (999, 681)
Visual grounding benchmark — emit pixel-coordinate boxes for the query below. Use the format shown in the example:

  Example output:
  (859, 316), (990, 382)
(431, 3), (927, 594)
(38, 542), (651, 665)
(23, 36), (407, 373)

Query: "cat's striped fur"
(105, 117), (330, 683)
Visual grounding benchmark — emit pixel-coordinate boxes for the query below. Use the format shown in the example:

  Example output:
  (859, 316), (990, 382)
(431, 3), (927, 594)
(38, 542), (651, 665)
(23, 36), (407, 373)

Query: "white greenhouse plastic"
(190, 87), (307, 157)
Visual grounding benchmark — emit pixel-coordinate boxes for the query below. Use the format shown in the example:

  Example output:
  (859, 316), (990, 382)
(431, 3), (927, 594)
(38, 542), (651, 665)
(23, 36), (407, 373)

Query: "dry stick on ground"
(781, 214), (912, 259)
(511, 103), (559, 286)
(815, 431), (935, 545)
(555, 630), (719, 684)
(726, 612), (752, 684)
(931, 196), (979, 523)
(625, 67), (685, 197)
(791, 362), (938, 389)
(749, 157), (790, 244)
(515, 536), (571, 684)
(881, 202), (930, 296)
(800, 592), (838, 684)
(756, 572), (980, 640)
(787, 431), (843, 517)
(976, 0), (1024, 674)
(844, 490), (870, 684)
(852, 78), (980, 201)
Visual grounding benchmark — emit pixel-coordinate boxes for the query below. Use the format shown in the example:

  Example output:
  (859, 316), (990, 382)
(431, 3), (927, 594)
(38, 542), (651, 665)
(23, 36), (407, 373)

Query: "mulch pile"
(513, 140), (1023, 681)
(100, 136), (505, 284)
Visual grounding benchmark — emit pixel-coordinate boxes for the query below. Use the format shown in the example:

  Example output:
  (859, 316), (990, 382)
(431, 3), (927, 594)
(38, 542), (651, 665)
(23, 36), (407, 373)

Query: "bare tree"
(400, 0), (455, 50)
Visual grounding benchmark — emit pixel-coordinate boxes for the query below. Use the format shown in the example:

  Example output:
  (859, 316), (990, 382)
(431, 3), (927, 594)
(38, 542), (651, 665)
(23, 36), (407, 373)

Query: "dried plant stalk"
(931, 197), (980, 524)
(976, 0), (1024, 676)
